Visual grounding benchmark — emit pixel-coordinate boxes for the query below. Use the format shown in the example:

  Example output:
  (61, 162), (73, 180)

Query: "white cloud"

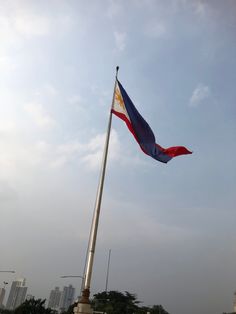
(14, 14), (51, 37)
(0, 16), (16, 44)
(0, 120), (17, 135)
(0, 180), (17, 203)
(24, 103), (56, 128)
(50, 141), (84, 168)
(106, 0), (122, 19)
(114, 31), (127, 51)
(0, 125), (140, 178)
(101, 197), (195, 249)
(82, 129), (120, 170)
(44, 84), (58, 96)
(0, 56), (18, 71)
(51, 129), (121, 170)
(68, 95), (83, 105)
(0, 7), (50, 40)
(0, 1), (74, 46)
(192, 1), (207, 17)
(145, 21), (167, 39)
(171, 0), (208, 18)
(67, 94), (86, 111)
(33, 84), (59, 99)
(51, 128), (146, 170)
(189, 84), (210, 106)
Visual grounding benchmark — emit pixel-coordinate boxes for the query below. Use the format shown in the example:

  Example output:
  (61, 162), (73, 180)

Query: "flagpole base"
(74, 289), (93, 314)
(73, 303), (93, 314)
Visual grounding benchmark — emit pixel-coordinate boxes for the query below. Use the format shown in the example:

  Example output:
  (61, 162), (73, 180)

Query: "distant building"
(233, 291), (236, 313)
(0, 288), (6, 308)
(6, 278), (27, 310)
(59, 285), (75, 312)
(48, 286), (61, 310)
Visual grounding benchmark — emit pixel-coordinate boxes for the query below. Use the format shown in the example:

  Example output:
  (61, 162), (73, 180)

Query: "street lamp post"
(60, 276), (84, 279)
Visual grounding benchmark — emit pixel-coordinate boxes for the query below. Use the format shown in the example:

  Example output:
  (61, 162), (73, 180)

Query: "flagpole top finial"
(116, 66), (119, 78)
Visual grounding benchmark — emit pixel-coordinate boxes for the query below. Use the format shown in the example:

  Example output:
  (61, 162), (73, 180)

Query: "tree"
(134, 304), (170, 314)
(92, 290), (169, 314)
(13, 299), (56, 314)
(61, 303), (76, 314)
(63, 290), (170, 314)
(0, 309), (13, 314)
(149, 304), (170, 314)
(93, 290), (139, 314)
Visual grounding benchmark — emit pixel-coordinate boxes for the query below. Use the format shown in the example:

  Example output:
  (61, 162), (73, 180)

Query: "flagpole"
(75, 67), (119, 314)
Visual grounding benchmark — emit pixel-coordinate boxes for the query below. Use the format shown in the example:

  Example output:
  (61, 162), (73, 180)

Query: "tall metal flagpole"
(75, 67), (119, 314)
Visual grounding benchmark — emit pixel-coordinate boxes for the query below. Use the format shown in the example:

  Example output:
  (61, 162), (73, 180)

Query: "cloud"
(102, 203), (194, 248)
(33, 84), (59, 99)
(50, 141), (84, 168)
(0, 6), (50, 40)
(82, 129), (120, 170)
(106, 0), (122, 19)
(48, 126), (147, 170)
(24, 103), (56, 128)
(114, 31), (127, 51)
(51, 129), (121, 170)
(0, 181), (18, 203)
(192, 1), (207, 17)
(0, 1), (74, 45)
(0, 124), (142, 179)
(0, 56), (18, 71)
(67, 94), (86, 112)
(189, 84), (210, 106)
(145, 20), (167, 39)
(0, 120), (17, 135)
(68, 95), (83, 105)
(171, 0), (208, 19)
(0, 137), (49, 181)
(14, 14), (51, 37)
(44, 84), (58, 96)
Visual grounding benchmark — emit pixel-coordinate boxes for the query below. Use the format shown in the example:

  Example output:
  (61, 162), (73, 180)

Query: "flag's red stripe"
(111, 109), (149, 156)
(112, 109), (192, 158)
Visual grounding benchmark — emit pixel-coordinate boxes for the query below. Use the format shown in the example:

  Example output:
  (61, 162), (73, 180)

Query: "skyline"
(0, 276), (235, 312)
(0, 278), (76, 310)
(0, 1), (236, 314)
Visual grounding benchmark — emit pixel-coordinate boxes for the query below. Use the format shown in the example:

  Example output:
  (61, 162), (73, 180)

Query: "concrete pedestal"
(73, 302), (93, 314)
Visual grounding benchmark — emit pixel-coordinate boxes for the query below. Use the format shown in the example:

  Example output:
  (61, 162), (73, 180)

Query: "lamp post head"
(60, 275), (84, 279)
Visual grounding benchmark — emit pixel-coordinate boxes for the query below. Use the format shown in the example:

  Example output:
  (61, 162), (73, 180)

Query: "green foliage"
(0, 309), (13, 314)
(13, 299), (56, 314)
(60, 302), (76, 314)
(92, 290), (169, 314)
(3, 292), (168, 314)
(93, 290), (139, 314)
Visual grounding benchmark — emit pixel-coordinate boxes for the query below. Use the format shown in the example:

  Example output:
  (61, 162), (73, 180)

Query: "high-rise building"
(233, 291), (236, 313)
(6, 278), (27, 310)
(48, 287), (61, 310)
(0, 288), (6, 308)
(59, 285), (75, 312)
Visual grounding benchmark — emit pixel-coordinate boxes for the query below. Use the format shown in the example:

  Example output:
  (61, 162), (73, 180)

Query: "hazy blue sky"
(0, 1), (235, 314)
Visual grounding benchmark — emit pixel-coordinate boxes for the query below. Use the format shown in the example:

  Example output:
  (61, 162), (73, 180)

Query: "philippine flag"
(111, 80), (192, 163)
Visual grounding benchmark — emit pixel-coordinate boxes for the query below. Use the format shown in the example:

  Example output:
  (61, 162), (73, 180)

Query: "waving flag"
(111, 80), (192, 163)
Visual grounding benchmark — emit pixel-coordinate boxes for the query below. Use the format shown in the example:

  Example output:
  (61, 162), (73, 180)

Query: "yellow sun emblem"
(115, 87), (125, 110)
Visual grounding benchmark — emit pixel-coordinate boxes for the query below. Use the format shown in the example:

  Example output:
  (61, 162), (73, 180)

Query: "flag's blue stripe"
(118, 81), (172, 163)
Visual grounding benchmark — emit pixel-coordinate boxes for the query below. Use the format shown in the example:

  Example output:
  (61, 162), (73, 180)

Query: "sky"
(0, 1), (236, 313)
